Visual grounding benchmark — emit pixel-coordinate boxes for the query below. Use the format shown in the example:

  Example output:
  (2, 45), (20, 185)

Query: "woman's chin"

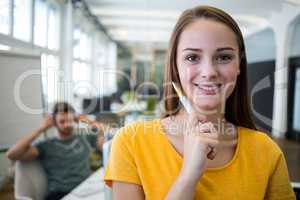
(192, 99), (221, 113)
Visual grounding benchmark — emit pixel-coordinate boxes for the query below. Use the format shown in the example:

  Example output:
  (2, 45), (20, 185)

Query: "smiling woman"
(163, 6), (254, 129)
(104, 5), (296, 200)
(175, 19), (240, 112)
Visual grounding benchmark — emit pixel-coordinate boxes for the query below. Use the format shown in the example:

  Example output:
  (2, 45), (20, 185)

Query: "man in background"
(6, 102), (105, 200)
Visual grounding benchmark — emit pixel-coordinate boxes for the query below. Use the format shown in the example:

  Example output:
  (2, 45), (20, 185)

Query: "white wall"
(245, 28), (276, 63)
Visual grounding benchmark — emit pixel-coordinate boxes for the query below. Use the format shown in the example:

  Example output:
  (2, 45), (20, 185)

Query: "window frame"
(12, 0), (34, 42)
(287, 57), (300, 142)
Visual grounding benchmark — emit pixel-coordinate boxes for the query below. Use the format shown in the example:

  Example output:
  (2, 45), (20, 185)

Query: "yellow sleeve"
(103, 124), (141, 188)
(265, 152), (296, 200)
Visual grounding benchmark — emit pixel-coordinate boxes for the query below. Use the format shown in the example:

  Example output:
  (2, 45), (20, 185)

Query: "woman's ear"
(237, 70), (240, 75)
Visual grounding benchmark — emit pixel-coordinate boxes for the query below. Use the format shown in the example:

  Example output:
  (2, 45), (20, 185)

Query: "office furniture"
(14, 160), (47, 200)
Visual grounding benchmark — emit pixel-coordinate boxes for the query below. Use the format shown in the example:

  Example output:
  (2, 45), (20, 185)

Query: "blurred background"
(0, 0), (300, 199)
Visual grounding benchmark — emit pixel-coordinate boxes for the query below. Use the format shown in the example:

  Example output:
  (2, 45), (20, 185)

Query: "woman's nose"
(198, 60), (218, 79)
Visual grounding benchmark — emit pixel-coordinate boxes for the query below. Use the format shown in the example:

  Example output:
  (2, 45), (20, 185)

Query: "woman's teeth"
(200, 85), (219, 90)
(195, 83), (220, 89)
(194, 83), (221, 94)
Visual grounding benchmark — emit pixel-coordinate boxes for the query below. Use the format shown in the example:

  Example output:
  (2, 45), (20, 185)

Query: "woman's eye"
(216, 54), (233, 63)
(184, 54), (199, 63)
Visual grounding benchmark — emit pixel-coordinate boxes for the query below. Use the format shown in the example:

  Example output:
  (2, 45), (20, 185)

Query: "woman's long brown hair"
(161, 5), (257, 130)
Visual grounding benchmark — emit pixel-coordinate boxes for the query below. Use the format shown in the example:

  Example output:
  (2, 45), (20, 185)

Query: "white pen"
(172, 82), (194, 114)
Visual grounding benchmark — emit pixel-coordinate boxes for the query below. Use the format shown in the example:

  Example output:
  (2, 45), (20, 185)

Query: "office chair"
(14, 160), (47, 200)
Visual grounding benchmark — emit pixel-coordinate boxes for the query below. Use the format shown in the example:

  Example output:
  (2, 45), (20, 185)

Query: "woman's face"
(176, 19), (240, 113)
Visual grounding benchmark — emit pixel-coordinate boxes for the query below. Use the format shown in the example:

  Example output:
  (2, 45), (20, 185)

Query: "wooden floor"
(274, 138), (300, 183)
(0, 178), (14, 200)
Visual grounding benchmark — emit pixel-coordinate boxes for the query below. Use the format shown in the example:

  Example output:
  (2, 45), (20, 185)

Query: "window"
(41, 54), (60, 103)
(288, 58), (300, 141)
(80, 34), (92, 61)
(34, 0), (48, 47)
(35, 1), (61, 104)
(13, 0), (32, 41)
(73, 27), (81, 58)
(72, 25), (93, 97)
(48, 5), (60, 50)
(73, 28), (92, 61)
(95, 39), (106, 66)
(293, 68), (300, 131)
(91, 40), (117, 96)
(0, 44), (11, 51)
(0, 0), (10, 34)
(72, 61), (92, 96)
(73, 61), (91, 82)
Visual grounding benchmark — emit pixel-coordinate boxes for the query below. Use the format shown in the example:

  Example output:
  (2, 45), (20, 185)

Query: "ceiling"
(85, 0), (300, 52)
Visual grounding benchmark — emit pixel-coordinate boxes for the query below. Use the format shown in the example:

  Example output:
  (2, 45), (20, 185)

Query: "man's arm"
(6, 115), (53, 161)
(79, 115), (105, 150)
(93, 121), (105, 150)
(96, 129), (105, 151)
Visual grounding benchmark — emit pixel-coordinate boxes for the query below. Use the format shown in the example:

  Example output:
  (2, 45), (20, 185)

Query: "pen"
(172, 82), (194, 114)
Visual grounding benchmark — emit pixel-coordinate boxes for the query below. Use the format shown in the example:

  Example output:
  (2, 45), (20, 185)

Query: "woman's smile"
(193, 82), (223, 96)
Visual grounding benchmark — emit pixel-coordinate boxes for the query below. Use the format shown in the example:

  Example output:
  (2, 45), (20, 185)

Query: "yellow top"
(104, 119), (295, 200)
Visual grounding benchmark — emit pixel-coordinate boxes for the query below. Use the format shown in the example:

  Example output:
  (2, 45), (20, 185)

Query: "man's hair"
(52, 102), (76, 117)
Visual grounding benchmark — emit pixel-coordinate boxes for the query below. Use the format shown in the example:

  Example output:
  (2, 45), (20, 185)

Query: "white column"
(269, 4), (300, 138)
(59, 0), (73, 103)
(106, 41), (117, 95)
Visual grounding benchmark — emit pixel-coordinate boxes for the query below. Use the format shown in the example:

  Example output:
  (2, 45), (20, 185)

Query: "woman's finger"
(194, 122), (218, 138)
(184, 112), (206, 136)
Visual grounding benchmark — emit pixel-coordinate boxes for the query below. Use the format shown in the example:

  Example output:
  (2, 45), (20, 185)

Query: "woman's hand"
(180, 112), (219, 182)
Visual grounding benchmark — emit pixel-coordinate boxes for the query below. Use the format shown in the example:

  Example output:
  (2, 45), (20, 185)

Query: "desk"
(62, 168), (106, 200)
